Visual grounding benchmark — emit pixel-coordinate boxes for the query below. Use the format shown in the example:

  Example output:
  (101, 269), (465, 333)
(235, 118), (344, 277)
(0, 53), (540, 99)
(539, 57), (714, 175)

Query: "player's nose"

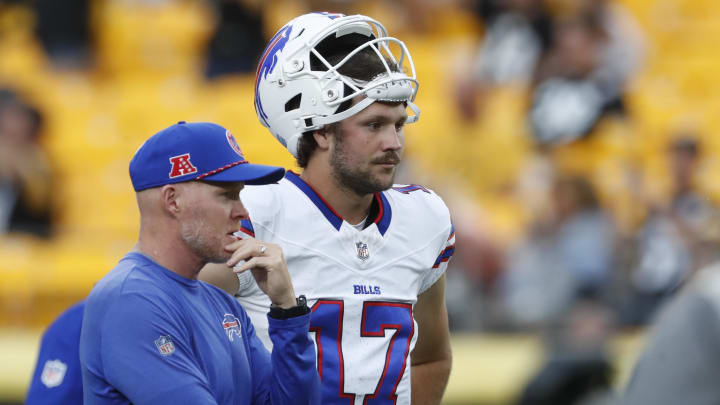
(382, 127), (403, 151)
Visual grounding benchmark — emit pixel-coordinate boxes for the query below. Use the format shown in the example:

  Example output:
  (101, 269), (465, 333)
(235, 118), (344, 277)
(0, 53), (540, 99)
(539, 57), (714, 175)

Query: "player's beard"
(330, 132), (399, 196)
(180, 218), (229, 264)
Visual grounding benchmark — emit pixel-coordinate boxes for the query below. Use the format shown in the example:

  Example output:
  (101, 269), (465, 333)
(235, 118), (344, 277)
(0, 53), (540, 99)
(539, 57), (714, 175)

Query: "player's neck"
(299, 167), (374, 225)
(135, 223), (204, 280)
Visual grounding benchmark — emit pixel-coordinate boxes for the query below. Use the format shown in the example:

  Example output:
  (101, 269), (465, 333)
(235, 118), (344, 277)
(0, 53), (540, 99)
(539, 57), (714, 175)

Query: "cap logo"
(226, 130), (244, 158)
(169, 153), (198, 178)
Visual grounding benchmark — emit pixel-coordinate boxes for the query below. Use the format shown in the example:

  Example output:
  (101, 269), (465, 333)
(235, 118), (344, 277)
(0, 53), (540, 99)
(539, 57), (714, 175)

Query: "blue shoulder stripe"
(286, 171), (343, 230)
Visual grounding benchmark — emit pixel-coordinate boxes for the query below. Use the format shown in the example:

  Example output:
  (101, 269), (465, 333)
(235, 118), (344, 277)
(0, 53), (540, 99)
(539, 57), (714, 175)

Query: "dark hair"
(295, 34), (401, 168)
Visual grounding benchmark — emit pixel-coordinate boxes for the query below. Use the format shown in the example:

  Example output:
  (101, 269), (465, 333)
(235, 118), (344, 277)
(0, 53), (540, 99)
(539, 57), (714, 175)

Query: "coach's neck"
(133, 187), (205, 280)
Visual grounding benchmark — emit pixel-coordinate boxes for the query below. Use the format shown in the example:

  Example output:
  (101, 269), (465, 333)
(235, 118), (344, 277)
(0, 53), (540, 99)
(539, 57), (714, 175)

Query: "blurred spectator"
(516, 298), (616, 405)
(33, 0), (93, 69)
(623, 135), (720, 325)
(500, 175), (616, 328)
(624, 262), (720, 404)
(0, 89), (55, 237)
(456, 0), (554, 121)
(528, 0), (644, 145)
(205, 0), (265, 78)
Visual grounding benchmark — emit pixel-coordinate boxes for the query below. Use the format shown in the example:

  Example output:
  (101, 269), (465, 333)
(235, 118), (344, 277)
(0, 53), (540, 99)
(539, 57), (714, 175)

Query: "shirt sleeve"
(623, 290), (720, 404)
(26, 304), (84, 405)
(245, 312), (321, 405)
(420, 222), (455, 294)
(99, 293), (218, 405)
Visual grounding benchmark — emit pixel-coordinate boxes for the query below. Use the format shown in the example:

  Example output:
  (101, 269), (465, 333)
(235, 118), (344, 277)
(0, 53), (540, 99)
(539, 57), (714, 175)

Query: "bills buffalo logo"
(154, 335), (175, 356)
(356, 241), (370, 261)
(168, 154), (197, 178)
(226, 130), (244, 158)
(40, 359), (67, 388)
(313, 11), (345, 19)
(222, 314), (242, 342)
(254, 25), (293, 126)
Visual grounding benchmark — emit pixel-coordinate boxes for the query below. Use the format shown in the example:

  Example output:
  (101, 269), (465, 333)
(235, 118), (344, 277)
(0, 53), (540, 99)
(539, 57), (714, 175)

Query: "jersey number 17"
(309, 300), (414, 405)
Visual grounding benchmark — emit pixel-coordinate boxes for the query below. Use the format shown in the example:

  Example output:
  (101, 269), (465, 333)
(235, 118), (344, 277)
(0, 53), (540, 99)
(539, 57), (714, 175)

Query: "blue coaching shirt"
(27, 300), (85, 404)
(80, 252), (320, 405)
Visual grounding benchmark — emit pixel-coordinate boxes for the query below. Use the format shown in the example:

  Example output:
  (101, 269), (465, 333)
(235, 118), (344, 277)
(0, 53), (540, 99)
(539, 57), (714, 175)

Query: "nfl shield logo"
(154, 335), (175, 356)
(356, 241), (370, 261)
(40, 359), (67, 388)
(222, 314), (242, 342)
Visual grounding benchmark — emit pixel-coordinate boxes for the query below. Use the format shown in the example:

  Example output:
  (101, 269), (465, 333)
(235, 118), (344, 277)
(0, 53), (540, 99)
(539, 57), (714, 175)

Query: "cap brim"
(201, 163), (285, 185)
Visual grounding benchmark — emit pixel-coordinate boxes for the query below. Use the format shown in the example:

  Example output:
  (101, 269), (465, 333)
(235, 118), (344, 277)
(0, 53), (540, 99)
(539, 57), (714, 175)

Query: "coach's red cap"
(129, 121), (285, 191)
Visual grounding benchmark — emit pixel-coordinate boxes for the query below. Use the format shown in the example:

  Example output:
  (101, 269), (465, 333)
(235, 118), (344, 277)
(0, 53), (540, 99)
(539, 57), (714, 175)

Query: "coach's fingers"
(236, 255), (295, 308)
(233, 256), (260, 273)
(225, 239), (272, 267)
(232, 253), (283, 274)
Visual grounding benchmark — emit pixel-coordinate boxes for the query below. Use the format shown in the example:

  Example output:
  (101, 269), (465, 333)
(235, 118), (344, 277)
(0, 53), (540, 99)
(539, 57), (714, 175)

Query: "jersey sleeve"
(97, 293), (218, 405)
(245, 311), (321, 405)
(420, 222), (455, 294)
(238, 184), (281, 240)
(234, 185), (282, 294)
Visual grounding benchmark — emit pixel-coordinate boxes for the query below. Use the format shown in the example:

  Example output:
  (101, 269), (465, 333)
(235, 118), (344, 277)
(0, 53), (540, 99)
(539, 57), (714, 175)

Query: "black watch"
(269, 295), (309, 320)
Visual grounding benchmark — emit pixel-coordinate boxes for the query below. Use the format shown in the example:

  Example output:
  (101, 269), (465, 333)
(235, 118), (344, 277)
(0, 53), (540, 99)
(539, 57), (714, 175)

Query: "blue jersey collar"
(285, 171), (391, 235)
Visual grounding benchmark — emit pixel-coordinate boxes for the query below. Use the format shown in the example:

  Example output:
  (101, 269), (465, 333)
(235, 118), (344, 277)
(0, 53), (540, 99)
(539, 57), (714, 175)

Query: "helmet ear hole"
(284, 93), (302, 112)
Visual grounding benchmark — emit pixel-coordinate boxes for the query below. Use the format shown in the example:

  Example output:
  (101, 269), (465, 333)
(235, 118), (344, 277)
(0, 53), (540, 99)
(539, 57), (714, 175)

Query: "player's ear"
(313, 126), (332, 151)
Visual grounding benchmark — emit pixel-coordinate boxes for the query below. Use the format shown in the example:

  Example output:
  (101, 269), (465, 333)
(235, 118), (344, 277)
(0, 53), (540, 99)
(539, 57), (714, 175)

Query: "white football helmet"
(253, 12), (420, 157)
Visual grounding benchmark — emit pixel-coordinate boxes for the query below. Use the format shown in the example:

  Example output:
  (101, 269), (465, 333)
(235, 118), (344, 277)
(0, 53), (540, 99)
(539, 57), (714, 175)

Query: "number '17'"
(309, 300), (415, 405)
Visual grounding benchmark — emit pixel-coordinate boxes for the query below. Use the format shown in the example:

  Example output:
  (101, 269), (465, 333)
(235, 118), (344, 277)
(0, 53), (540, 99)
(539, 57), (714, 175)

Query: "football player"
(201, 12), (454, 405)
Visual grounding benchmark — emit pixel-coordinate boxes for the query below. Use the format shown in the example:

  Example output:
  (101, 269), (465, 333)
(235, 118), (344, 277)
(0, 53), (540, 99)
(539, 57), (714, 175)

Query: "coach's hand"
(225, 239), (296, 309)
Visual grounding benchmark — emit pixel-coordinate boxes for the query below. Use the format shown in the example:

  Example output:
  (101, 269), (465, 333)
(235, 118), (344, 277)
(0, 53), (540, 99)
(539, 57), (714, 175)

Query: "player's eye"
(367, 122), (382, 131)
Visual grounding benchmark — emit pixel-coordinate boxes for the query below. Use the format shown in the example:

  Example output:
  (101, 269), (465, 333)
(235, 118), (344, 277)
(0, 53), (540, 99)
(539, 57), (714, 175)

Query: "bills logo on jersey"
(353, 284), (381, 295)
(40, 359), (67, 388)
(222, 314), (242, 342)
(168, 153), (197, 178)
(254, 25), (293, 126)
(356, 241), (370, 261)
(225, 130), (244, 157)
(154, 335), (175, 356)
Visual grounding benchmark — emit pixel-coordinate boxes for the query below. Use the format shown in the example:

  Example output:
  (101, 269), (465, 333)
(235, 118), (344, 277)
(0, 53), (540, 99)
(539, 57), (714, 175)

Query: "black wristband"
(269, 295), (309, 320)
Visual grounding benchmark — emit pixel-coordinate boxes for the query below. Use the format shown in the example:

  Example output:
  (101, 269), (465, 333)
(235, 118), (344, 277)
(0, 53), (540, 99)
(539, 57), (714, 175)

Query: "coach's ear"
(160, 184), (181, 216)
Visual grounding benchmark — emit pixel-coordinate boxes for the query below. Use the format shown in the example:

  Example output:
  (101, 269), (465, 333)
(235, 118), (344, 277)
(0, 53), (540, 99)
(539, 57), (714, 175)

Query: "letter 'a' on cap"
(129, 122), (285, 191)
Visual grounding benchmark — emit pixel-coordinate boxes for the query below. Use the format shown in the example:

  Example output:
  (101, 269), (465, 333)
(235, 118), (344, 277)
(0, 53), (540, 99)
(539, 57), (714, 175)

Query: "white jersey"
(235, 171), (454, 405)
